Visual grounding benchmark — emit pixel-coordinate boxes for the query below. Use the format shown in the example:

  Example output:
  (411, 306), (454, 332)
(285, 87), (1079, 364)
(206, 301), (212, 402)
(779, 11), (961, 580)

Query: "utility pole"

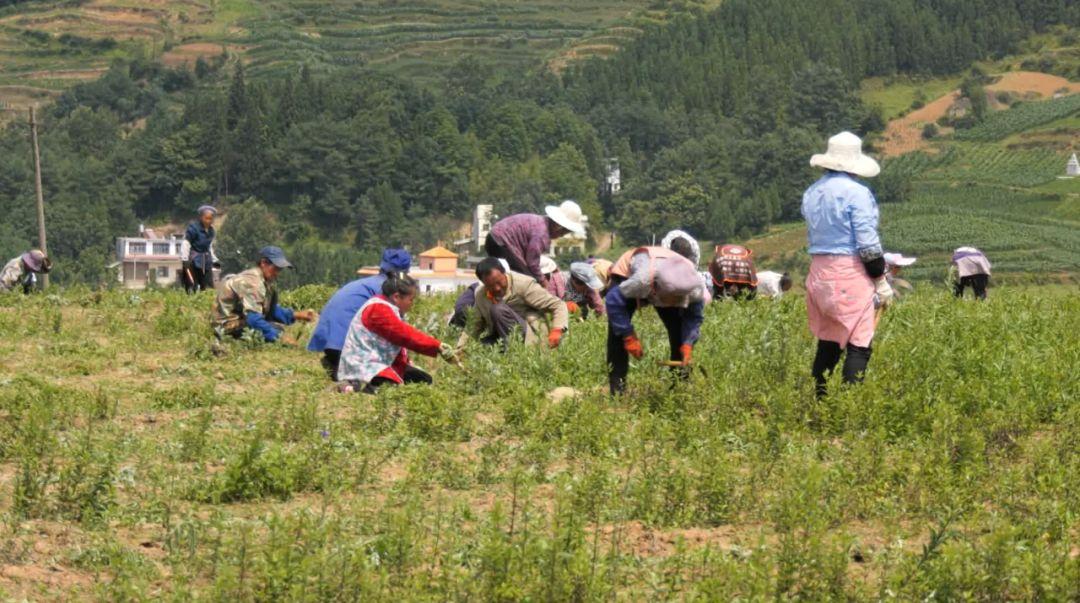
(29, 106), (48, 288)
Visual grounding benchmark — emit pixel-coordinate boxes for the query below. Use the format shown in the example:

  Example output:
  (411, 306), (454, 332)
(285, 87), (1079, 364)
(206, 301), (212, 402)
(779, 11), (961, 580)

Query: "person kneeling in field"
(337, 275), (459, 394)
(211, 246), (316, 344)
(606, 237), (706, 395)
(308, 248), (412, 380)
(458, 257), (569, 349)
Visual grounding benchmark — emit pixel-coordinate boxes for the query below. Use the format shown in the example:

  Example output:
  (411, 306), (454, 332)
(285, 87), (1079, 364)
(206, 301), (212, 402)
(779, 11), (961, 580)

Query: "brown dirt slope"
(881, 71), (1080, 157)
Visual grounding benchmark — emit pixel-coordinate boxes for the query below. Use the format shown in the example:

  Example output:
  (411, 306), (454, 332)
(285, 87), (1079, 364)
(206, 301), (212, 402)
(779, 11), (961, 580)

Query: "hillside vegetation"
(741, 55), (1080, 284)
(0, 0), (715, 113)
(2, 0), (1074, 288)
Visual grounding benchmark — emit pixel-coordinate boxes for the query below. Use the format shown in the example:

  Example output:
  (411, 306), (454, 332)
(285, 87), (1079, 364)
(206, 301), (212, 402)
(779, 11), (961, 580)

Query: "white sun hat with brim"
(883, 252), (917, 267)
(810, 131), (880, 178)
(539, 255), (558, 275)
(545, 200), (587, 236)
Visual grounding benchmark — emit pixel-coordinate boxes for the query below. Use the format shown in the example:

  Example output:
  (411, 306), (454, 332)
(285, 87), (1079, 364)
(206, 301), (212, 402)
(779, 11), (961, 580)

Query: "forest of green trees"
(0, 0), (1073, 285)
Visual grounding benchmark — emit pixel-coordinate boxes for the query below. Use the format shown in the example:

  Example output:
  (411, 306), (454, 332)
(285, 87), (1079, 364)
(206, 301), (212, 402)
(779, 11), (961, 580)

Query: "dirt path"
(880, 91), (960, 156)
(881, 71), (1080, 157)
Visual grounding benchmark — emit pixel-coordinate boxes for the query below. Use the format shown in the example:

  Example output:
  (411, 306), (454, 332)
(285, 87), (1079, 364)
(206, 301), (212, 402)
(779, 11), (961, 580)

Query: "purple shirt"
(545, 269), (567, 299)
(490, 214), (551, 282)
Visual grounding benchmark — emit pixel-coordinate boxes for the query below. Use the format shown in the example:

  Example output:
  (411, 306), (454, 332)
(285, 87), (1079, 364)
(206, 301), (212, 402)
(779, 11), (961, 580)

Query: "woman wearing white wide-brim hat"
(801, 131), (894, 399)
(484, 200), (588, 287)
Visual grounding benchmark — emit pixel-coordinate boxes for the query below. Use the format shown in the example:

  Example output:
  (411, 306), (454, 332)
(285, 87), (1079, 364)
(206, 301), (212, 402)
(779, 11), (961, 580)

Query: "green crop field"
(1, 284), (1078, 600)
(955, 94), (1080, 142)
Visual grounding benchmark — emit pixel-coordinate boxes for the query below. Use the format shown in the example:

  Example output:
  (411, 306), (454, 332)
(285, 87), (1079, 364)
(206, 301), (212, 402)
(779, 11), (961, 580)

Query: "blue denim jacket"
(801, 172), (882, 259)
(307, 274), (387, 352)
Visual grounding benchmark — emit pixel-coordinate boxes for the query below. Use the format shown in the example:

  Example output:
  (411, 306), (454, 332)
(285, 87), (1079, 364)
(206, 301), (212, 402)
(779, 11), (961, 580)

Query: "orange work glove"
(548, 328), (564, 348)
(623, 335), (643, 359)
(679, 344), (693, 366)
(565, 301), (580, 314)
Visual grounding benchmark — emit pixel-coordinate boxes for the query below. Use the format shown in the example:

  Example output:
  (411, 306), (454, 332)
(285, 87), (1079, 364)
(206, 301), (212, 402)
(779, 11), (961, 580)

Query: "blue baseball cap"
(259, 246), (293, 269)
(379, 248), (412, 273)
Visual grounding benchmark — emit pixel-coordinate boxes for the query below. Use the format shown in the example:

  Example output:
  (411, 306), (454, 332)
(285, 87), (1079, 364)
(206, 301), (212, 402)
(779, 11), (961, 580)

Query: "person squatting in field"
(564, 261), (605, 318)
(447, 258), (509, 328)
(0, 249), (51, 294)
(211, 246), (316, 343)
(484, 200), (587, 287)
(458, 257), (570, 350)
(180, 205), (219, 293)
(336, 274), (459, 394)
(801, 131), (895, 399)
(605, 233), (706, 395)
(307, 248), (412, 380)
(950, 246), (992, 300)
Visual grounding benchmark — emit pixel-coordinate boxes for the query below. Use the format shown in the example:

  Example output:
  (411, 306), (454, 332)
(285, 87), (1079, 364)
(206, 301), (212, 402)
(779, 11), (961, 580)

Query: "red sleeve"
(586, 288), (606, 315)
(361, 303), (442, 357)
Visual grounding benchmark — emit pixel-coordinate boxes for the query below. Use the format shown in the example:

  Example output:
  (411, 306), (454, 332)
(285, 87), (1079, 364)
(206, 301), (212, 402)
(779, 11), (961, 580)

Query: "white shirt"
(756, 271), (785, 299)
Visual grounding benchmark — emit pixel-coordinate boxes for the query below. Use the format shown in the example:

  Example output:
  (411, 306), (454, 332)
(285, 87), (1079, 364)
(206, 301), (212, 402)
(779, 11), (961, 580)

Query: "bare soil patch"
(161, 42), (240, 67)
(881, 71), (1080, 156)
(881, 91), (960, 156)
(986, 71), (1080, 97)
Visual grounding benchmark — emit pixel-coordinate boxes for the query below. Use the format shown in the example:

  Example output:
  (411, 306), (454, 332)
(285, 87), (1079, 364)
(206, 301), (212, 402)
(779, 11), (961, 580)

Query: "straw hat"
(544, 200), (587, 236)
(21, 249), (50, 273)
(810, 131), (880, 178)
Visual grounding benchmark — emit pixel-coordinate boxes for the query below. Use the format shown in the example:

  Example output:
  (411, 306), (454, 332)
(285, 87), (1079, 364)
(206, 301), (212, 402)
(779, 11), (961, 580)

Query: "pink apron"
(805, 255), (876, 348)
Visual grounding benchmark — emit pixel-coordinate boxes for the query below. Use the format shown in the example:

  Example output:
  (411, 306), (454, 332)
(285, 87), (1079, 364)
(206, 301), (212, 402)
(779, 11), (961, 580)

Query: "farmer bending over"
(605, 236), (706, 395)
(709, 244), (758, 300)
(0, 249), (51, 294)
(458, 257), (569, 349)
(950, 247), (991, 301)
(485, 200), (587, 287)
(211, 246), (316, 344)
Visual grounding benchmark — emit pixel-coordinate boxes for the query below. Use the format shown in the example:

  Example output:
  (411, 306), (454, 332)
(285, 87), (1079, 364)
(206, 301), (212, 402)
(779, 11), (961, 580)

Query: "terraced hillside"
(747, 77), (1080, 284)
(0, 0), (695, 114)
